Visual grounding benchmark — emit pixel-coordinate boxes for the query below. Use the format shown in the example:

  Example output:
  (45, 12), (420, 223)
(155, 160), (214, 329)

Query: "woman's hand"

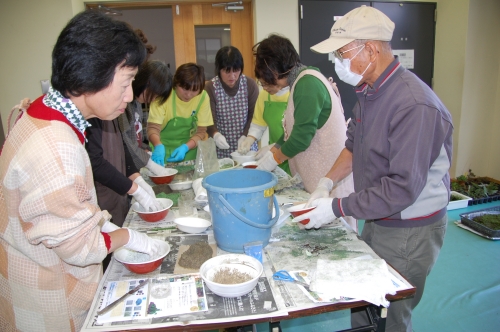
(151, 144), (166, 166)
(167, 144), (189, 162)
(214, 132), (230, 149)
(238, 136), (256, 155)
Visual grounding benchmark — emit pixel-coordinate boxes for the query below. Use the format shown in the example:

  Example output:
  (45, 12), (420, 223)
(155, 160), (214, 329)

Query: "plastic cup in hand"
(178, 196), (193, 216)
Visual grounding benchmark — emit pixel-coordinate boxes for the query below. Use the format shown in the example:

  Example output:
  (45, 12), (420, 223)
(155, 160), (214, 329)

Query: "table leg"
(269, 321), (282, 332)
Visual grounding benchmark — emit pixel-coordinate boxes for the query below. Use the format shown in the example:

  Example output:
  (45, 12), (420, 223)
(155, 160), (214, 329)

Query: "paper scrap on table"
(147, 274), (208, 318)
(192, 178), (208, 203)
(311, 258), (397, 307)
(97, 279), (149, 323)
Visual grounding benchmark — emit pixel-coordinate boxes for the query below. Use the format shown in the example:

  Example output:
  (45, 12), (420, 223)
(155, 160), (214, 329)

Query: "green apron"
(158, 90), (205, 163)
(263, 94), (291, 175)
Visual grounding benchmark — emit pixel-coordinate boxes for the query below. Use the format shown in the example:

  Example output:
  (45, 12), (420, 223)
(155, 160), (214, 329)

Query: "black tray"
(460, 207), (500, 237)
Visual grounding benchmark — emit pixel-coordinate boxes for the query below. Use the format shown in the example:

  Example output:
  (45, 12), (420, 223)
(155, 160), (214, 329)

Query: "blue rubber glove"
(167, 144), (189, 162)
(151, 144), (166, 166)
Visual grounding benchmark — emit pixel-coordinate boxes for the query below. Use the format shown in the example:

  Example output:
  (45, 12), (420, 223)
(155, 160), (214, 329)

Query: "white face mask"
(334, 45), (371, 86)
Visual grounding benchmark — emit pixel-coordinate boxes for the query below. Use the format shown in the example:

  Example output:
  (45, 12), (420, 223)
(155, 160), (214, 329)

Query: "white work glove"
(101, 220), (120, 233)
(146, 158), (169, 176)
(130, 185), (162, 212)
(238, 136), (256, 155)
(294, 198), (337, 229)
(247, 123), (267, 141)
(238, 135), (246, 147)
(256, 150), (278, 172)
(124, 228), (163, 255)
(255, 143), (275, 160)
(214, 132), (230, 149)
(134, 175), (156, 198)
(305, 177), (335, 208)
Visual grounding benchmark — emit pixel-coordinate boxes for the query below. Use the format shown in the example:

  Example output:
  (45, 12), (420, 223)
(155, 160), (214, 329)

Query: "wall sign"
(392, 49), (415, 69)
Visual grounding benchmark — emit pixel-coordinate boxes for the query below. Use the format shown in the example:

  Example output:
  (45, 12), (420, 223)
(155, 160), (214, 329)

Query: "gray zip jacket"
(332, 58), (453, 228)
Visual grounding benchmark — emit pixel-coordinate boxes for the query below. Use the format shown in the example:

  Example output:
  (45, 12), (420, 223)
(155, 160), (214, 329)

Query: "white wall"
(253, 0), (300, 51)
(0, 0), (73, 140)
(455, 0), (500, 179)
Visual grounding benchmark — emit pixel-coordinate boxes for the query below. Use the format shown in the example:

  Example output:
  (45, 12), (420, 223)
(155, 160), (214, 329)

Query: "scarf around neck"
(286, 63), (307, 87)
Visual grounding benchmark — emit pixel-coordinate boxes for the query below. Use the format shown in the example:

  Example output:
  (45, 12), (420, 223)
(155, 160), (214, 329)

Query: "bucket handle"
(218, 194), (279, 229)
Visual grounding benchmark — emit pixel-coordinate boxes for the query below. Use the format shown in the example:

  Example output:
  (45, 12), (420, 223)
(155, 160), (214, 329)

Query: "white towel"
(311, 258), (397, 307)
(192, 178), (208, 203)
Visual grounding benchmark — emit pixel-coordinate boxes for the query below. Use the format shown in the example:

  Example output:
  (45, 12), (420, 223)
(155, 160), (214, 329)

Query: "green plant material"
(173, 165), (195, 174)
(472, 214), (500, 230)
(219, 163), (233, 170)
(450, 170), (499, 199)
(450, 194), (464, 201)
(156, 192), (168, 199)
(156, 192), (181, 206)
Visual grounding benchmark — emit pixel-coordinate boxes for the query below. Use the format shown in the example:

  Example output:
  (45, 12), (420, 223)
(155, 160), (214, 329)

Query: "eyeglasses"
(332, 44), (365, 60)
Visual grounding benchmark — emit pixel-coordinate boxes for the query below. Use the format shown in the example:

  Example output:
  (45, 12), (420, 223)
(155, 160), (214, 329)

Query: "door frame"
(85, 1), (255, 79)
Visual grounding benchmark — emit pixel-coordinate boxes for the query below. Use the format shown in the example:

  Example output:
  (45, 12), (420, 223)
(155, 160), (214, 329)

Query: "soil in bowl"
(212, 267), (253, 284)
(125, 250), (161, 263)
(178, 242), (213, 269)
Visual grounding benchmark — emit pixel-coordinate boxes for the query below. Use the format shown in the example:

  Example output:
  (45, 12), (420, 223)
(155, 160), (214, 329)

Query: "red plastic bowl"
(287, 203), (316, 225)
(242, 162), (258, 169)
(132, 198), (173, 222)
(148, 168), (178, 184)
(114, 241), (170, 274)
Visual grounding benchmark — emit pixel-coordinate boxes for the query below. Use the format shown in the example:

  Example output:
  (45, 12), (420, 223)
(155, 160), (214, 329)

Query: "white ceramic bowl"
(174, 217), (211, 234)
(200, 254), (263, 297)
(168, 180), (193, 191)
(230, 151), (257, 164)
(218, 158), (238, 171)
(114, 241), (170, 274)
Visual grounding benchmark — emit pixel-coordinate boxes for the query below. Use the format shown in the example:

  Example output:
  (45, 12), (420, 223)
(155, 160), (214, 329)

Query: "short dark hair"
(253, 34), (300, 85)
(133, 60), (172, 105)
(173, 63), (205, 92)
(51, 10), (146, 98)
(214, 46), (244, 76)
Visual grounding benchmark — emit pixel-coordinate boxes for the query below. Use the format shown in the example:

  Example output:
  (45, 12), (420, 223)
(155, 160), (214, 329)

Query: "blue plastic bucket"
(202, 169), (279, 253)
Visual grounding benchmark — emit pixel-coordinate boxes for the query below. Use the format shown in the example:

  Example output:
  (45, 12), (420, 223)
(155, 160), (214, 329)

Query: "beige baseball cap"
(310, 5), (395, 54)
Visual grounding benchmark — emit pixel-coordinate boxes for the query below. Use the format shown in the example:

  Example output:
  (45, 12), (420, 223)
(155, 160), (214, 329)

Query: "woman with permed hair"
(205, 46), (259, 158)
(0, 11), (165, 331)
(148, 63), (213, 164)
(253, 34), (357, 231)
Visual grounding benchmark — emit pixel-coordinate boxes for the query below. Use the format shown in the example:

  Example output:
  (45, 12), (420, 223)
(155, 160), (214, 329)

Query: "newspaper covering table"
(82, 179), (413, 331)
(81, 204), (286, 331)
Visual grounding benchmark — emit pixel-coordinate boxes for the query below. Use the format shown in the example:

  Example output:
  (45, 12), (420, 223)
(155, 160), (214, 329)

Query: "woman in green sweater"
(253, 35), (356, 228)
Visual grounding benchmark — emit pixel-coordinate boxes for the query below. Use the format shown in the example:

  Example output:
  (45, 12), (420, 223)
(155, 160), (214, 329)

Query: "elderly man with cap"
(293, 5), (453, 332)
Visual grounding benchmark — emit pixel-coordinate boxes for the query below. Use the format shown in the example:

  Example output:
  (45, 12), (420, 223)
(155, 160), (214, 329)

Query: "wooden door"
(172, 3), (254, 79)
